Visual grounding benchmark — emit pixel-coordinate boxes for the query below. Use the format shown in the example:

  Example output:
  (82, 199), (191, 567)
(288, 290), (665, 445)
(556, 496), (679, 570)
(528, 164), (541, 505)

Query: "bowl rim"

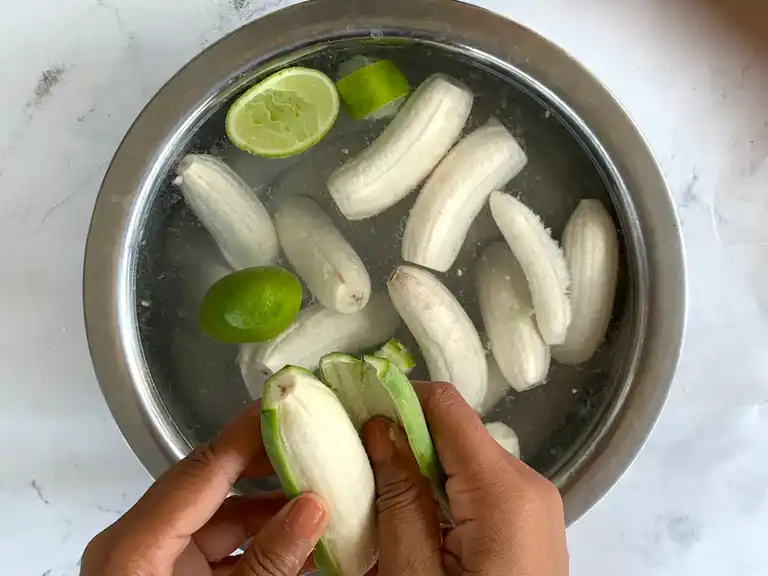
(83, 0), (686, 525)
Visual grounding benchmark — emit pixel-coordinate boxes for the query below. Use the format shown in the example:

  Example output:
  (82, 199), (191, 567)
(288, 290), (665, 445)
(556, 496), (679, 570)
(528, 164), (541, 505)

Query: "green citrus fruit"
(199, 266), (302, 343)
(225, 67), (340, 157)
(336, 58), (410, 120)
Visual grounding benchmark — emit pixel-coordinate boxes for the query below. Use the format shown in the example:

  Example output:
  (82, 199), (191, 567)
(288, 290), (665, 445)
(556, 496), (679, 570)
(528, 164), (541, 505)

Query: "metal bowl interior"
(84, 0), (685, 525)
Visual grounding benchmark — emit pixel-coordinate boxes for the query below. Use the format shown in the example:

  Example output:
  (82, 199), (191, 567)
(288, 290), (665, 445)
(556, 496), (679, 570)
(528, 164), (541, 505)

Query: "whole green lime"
(199, 266), (303, 343)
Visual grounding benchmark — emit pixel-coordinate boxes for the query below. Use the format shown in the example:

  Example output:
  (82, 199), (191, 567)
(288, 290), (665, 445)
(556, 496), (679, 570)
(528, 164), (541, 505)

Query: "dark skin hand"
(82, 382), (568, 575)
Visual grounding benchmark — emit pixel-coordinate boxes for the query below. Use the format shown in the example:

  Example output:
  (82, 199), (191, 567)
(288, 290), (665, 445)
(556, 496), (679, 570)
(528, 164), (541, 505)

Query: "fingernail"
(285, 495), (326, 539)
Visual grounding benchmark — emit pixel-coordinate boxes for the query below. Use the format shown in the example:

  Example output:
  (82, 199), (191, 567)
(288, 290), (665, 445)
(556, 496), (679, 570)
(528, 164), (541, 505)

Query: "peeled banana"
(387, 265), (487, 408)
(261, 366), (378, 576)
(474, 354), (510, 415)
(238, 342), (268, 400)
(275, 196), (371, 314)
(489, 191), (572, 345)
(553, 199), (619, 364)
(403, 121), (527, 272)
(175, 154), (278, 270)
(239, 295), (401, 395)
(485, 422), (521, 458)
(327, 74), (473, 220)
(476, 243), (550, 392)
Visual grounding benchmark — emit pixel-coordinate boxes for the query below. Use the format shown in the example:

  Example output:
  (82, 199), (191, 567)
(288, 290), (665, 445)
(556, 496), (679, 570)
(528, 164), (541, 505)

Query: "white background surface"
(1, 0), (767, 574)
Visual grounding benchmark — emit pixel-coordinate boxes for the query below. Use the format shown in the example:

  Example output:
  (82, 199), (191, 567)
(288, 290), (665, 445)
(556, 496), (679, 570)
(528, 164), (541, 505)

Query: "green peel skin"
(319, 351), (449, 516)
(374, 338), (416, 373)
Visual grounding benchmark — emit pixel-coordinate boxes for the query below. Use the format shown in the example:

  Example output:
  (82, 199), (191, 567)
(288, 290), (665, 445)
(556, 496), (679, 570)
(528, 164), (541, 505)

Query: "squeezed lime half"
(226, 67), (340, 157)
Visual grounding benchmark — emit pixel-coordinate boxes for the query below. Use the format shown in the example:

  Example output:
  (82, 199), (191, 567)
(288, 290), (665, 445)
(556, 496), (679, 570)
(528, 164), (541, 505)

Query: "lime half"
(199, 266), (303, 343)
(336, 59), (411, 120)
(226, 67), (340, 157)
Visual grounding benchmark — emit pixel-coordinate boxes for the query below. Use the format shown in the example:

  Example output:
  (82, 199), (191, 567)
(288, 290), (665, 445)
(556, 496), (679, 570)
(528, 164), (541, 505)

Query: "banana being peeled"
(489, 191), (572, 345)
(275, 196), (371, 314)
(327, 74), (473, 220)
(553, 199), (619, 364)
(239, 294), (400, 397)
(261, 367), (378, 576)
(403, 121), (527, 272)
(175, 154), (278, 270)
(387, 265), (487, 408)
(476, 243), (551, 392)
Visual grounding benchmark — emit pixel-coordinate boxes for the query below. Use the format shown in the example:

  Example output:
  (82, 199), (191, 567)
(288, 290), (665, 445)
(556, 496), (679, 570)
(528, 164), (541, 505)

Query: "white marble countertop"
(2, 0), (767, 574)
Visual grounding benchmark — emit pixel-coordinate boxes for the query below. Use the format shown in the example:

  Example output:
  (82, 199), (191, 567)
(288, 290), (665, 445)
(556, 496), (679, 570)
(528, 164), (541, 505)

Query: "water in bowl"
(135, 41), (628, 484)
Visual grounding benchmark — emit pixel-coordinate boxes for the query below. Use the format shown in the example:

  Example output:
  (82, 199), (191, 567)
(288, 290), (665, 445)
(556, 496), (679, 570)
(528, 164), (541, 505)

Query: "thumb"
(233, 493), (327, 576)
(363, 419), (445, 576)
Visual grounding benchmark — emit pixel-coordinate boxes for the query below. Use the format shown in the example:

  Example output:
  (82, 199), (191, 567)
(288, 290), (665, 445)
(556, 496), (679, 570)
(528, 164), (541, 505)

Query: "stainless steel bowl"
(84, 0), (686, 524)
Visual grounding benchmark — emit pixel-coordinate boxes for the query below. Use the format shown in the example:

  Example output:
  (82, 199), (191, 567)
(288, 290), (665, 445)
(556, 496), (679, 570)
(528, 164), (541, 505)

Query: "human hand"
(81, 403), (329, 576)
(81, 382), (567, 576)
(361, 382), (569, 576)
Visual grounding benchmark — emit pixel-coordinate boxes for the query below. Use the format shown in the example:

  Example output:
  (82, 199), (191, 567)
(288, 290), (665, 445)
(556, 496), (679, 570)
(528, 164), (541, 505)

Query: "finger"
(415, 382), (546, 524)
(414, 382), (502, 477)
(127, 402), (273, 541)
(211, 555), (241, 576)
(193, 493), (288, 561)
(212, 556), (317, 576)
(363, 419), (445, 576)
(242, 459), (276, 479)
(415, 381), (550, 486)
(233, 493), (328, 576)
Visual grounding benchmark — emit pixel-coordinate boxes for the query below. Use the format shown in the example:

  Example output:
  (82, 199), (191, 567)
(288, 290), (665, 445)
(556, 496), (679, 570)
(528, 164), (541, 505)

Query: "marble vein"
(30, 479), (51, 505)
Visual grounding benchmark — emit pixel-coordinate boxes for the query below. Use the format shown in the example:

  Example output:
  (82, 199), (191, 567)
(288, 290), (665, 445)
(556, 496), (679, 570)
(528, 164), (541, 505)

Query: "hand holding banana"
(80, 383), (568, 576)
